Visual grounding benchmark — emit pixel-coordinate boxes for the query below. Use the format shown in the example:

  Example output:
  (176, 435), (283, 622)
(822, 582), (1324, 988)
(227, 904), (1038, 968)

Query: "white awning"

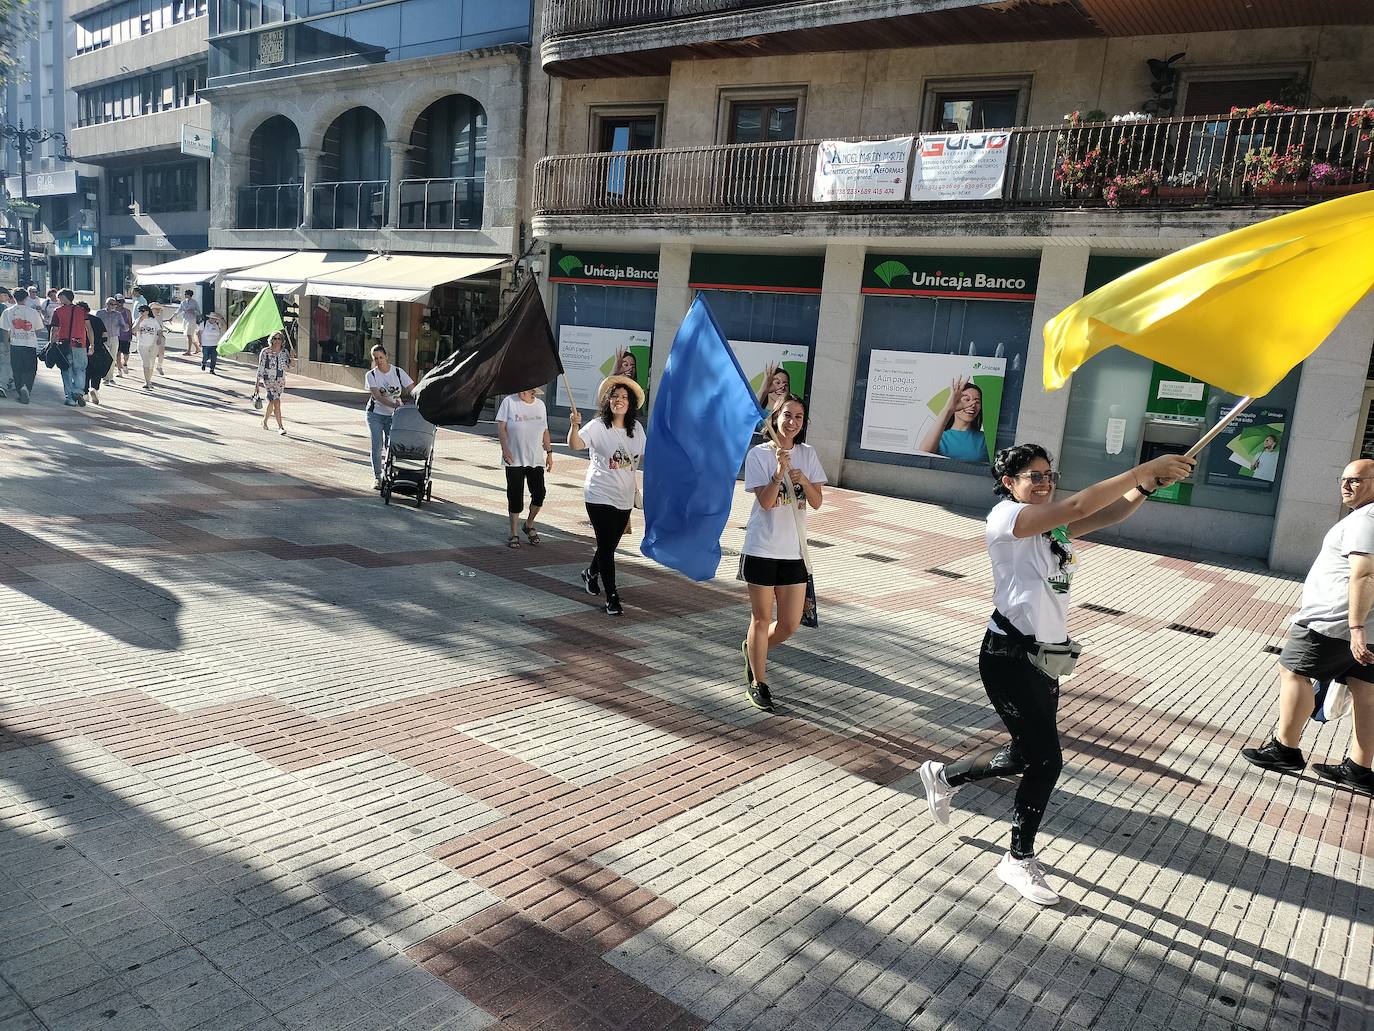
(222, 250), (371, 293)
(136, 249), (295, 285)
(304, 253), (507, 303)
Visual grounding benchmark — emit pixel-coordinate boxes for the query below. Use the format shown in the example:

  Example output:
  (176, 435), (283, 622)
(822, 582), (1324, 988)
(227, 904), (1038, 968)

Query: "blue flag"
(641, 295), (765, 581)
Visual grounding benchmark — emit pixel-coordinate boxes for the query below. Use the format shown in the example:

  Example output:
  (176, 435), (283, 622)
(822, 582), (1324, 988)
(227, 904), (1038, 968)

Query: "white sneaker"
(919, 760), (954, 826)
(996, 852), (1060, 906)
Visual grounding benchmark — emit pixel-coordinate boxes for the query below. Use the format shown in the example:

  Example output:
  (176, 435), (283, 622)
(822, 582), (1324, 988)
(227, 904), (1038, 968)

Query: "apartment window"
(143, 164), (198, 212)
(920, 77), (1030, 132)
(108, 172), (135, 214)
(1180, 75), (1303, 117)
(596, 112), (659, 153)
(727, 100), (798, 144)
(76, 64), (207, 126)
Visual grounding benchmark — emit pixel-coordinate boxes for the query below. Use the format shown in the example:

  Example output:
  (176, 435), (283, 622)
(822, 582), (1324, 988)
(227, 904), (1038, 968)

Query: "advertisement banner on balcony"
(556, 325), (652, 409)
(909, 131), (1011, 202)
(812, 137), (914, 203)
(859, 351), (1006, 464)
(728, 340), (812, 410)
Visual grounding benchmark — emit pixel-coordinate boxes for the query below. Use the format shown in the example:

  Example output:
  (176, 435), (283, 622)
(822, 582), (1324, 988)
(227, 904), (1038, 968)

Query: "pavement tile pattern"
(0, 349), (1371, 1031)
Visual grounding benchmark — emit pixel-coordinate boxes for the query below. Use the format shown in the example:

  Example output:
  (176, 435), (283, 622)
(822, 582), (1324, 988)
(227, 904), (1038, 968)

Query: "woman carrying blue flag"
(568, 375), (646, 617)
(739, 395), (825, 712)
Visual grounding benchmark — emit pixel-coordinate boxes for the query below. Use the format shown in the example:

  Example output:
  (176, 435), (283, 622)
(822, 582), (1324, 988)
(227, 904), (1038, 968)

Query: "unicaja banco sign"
(863, 255), (1038, 299)
(550, 248), (659, 287)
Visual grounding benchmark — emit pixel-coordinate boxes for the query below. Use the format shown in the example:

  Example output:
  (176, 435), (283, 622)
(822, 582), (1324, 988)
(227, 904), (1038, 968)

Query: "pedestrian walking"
(1, 288), (42, 404)
(739, 394), (825, 712)
(918, 443), (1193, 905)
(497, 387), (552, 547)
(567, 376), (646, 617)
(255, 331), (295, 435)
(50, 290), (94, 408)
(176, 290), (202, 356)
(131, 304), (164, 390)
(0, 288), (11, 399)
(364, 344), (414, 488)
(110, 296), (133, 377)
(1240, 459), (1374, 795)
(199, 311), (224, 374)
(40, 288), (59, 333)
(78, 302), (112, 406)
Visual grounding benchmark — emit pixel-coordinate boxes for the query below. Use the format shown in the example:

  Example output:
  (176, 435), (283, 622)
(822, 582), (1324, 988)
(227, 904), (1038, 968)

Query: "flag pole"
(561, 372), (577, 412)
(1184, 395), (1254, 460)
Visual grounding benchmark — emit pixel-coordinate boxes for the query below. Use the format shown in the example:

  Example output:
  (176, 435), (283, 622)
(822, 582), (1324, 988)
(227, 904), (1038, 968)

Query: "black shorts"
(504, 466), (546, 513)
(1279, 623), (1374, 684)
(741, 555), (809, 587)
(117, 339), (131, 355)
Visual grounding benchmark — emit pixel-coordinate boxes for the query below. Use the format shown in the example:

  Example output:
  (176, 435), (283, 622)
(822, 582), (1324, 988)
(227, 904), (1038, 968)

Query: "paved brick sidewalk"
(0, 351), (1370, 1031)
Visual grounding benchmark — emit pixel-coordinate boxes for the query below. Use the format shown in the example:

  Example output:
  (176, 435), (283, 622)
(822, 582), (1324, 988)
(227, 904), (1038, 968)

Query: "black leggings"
(945, 630), (1063, 859)
(586, 502), (630, 597)
(505, 466), (547, 514)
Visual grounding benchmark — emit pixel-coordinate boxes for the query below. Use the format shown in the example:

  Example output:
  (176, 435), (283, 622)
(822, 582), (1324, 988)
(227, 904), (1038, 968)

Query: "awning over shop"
(222, 250), (371, 293)
(303, 254), (507, 304)
(135, 249), (294, 285)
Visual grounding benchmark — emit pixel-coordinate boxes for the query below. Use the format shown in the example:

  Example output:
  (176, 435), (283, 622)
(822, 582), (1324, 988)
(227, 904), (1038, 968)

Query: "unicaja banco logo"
(557, 254), (583, 276)
(872, 260), (911, 287)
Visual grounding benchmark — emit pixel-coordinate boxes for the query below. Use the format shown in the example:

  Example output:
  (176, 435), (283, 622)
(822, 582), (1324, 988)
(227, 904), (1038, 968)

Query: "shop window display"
(309, 297), (382, 367)
(413, 281), (500, 378)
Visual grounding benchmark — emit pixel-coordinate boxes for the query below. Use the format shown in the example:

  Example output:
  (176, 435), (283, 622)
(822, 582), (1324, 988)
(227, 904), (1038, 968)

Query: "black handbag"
(40, 341), (70, 371)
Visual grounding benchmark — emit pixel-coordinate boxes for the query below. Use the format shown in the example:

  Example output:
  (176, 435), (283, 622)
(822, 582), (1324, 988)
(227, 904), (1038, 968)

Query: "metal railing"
(235, 184), (303, 229)
(545, 0), (795, 37)
(310, 180), (389, 230)
(397, 177), (484, 230)
(534, 107), (1374, 217)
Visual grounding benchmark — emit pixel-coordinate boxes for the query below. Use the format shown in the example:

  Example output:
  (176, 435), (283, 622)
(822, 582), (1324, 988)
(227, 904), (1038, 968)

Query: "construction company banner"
(862, 254), (1038, 300)
(859, 351), (1006, 463)
(909, 131), (1011, 202)
(812, 137), (914, 203)
(556, 325), (652, 410)
(549, 247), (659, 288)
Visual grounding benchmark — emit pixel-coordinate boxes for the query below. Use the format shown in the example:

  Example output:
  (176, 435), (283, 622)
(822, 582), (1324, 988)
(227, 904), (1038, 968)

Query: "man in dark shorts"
(1241, 459), (1374, 794)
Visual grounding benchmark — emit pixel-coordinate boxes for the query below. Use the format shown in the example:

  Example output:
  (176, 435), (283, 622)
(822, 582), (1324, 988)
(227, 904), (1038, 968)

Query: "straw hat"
(597, 375), (645, 408)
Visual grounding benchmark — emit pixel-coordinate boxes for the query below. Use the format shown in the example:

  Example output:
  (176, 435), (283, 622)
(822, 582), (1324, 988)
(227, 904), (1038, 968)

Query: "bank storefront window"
(846, 254), (1037, 470)
(691, 253), (822, 413)
(1059, 256), (1300, 514)
(549, 247), (658, 413)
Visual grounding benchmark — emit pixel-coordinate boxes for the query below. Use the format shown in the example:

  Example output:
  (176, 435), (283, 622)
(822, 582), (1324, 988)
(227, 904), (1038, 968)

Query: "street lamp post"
(1, 119), (73, 288)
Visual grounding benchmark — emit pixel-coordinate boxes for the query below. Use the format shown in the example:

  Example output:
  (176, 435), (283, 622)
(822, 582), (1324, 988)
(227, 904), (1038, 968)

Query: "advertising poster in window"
(1204, 407), (1287, 492)
(556, 325), (652, 409)
(728, 339), (811, 413)
(909, 132), (1011, 202)
(859, 351), (1006, 463)
(812, 137), (913, 202)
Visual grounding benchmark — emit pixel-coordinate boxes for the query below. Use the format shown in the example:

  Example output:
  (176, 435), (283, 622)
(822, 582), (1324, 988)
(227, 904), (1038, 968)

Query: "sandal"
(523, 525), (541, 546)
(507, 535), (521, 549)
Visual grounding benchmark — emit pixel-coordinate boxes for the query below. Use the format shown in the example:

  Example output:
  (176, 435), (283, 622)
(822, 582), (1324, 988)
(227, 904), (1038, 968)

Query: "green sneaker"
(747, 681), (773, 712)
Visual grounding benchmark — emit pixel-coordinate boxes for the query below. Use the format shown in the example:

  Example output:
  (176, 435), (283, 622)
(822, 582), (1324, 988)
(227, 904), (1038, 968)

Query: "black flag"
(414, 278), (563, 427)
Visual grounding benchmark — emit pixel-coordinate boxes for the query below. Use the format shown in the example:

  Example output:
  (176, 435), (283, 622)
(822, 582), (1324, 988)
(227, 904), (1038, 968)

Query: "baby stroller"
(380, 405), (437, 507)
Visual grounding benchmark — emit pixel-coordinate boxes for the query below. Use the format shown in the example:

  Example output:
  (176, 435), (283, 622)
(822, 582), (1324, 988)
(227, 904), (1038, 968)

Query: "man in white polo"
(1241, 459), (1374, 794)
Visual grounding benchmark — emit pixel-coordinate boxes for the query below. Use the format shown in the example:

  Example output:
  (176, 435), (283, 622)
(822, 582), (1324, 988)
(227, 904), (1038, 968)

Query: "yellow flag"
(1044, 190), (1374, 396)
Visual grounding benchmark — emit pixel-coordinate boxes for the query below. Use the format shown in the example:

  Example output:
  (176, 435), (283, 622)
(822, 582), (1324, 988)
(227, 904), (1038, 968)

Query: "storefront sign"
(689, 253), (823, 294)
(549, 247), (658, 287)
(859, 351), (1005, 463)
(1205, 407), (1286, 492)
(53, 230), (96, 257)
(556, 325), (652, 410)
(909, 132), (1010, 202)
(728, 340), (812, 410)
(862, 255), (1038, 299)
(180, 125), (215, 159)
(812, 137), (913, 203)
(4, 169), (77, 198)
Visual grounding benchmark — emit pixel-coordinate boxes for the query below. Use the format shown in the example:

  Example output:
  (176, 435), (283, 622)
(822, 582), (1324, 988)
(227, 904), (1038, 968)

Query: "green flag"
(217, 285), (284, 358)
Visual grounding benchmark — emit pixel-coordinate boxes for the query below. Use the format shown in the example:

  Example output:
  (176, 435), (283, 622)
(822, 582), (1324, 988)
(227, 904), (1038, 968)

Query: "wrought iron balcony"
(545, 0), (792, 37)
(533, 107), (1374, 219)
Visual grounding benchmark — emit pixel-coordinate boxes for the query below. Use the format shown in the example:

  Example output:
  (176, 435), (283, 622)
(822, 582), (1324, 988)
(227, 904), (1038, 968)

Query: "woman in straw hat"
(567, 374), (646, 617)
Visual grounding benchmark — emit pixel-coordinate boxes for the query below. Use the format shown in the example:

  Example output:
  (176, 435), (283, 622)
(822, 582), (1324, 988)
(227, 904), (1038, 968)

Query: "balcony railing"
(534, 107), (1374, 218)
(310, 180), (389, 230)
(236, 184), (303, 230)
(545, 0), (790, 37)
(397, 177), (484, 230)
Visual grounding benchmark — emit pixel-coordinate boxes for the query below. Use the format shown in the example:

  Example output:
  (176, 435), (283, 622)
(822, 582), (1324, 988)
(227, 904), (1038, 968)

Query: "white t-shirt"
(496, 395), (549, 468)
(742, 443), (827, 560)
(1293, 504), (1374, 640)
(199, 321), (223, 349)
(0, 304), (41, 348)
(579, 418), (645, 510)
(365, 365), (414, 417)
(132, 317), (162, 355)
(1251, 449), (1279, 482)
(177, 298), (201, 322)
(986, 499), (1078, 643)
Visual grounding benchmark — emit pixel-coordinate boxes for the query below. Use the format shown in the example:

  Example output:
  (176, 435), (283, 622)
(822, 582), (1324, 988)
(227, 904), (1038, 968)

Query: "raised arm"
(1016, 454), (1195, 539)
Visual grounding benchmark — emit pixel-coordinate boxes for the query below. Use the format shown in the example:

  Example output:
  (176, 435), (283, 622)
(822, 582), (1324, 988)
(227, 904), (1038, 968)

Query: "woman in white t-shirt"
(496, 388), (552, 548)
(131, 305), (164, 390)
(739, 395), (825, 713)
(364, 344), (415, 488)
(567, 376), (646, 617)
(919, 443), (1193, 907)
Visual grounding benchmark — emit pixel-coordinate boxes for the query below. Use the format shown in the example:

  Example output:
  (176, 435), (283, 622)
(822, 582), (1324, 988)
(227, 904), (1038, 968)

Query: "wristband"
(1136, 483), (1155, 497)
(1351, 625), (1365, 630)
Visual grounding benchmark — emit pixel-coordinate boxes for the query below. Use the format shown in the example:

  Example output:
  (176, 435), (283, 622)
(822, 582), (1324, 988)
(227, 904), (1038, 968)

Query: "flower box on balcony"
(1311, 181), (1369, 197)
(1249, 182), (1309, 197)
(1156, 186), (1207, 199)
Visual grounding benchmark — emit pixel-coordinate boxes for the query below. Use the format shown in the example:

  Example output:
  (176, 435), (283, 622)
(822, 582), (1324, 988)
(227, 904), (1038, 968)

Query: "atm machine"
(1139, 414), (1203, 473)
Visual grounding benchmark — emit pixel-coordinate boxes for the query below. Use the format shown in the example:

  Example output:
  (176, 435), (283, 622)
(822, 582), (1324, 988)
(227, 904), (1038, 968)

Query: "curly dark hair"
(598, 382), (639, 437)
(992, 443), (1071, 569)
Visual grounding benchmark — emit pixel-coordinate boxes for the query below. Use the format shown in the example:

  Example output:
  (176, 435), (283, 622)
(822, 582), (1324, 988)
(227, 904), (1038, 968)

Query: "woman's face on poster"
(957, 387), (982, 420)
(767, 370), (790, 397)
(617, 353), (637, 378)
